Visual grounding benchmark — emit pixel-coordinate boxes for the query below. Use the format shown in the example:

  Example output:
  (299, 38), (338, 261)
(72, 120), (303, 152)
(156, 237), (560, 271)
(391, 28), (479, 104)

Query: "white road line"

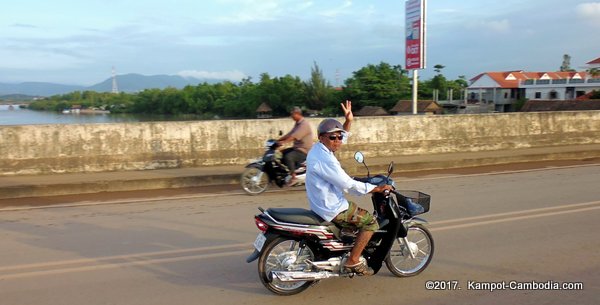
(430, 205), (600, 232)
(0, 192), (247, 212)
(0, 243), (250, 273)
(0, 250), (250, 280)
(430, 200), (600, 226)
(398, 163), (600, 182)
(2, 200), (599, 280)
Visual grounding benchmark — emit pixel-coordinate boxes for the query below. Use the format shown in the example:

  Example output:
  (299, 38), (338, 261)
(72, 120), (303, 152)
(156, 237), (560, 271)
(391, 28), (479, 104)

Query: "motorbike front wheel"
(241, 167), (269, 195)
(258, 237), (316, 296)
(385, 224), (434, 277)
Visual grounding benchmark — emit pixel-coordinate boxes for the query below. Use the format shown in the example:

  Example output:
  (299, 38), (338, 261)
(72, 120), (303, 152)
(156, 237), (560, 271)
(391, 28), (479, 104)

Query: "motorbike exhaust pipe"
(271, 271), (340, 282)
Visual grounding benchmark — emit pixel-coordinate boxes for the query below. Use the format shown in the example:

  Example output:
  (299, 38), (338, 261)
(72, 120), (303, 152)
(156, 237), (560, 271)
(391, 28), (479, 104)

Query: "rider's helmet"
(317, 118), (344, 136)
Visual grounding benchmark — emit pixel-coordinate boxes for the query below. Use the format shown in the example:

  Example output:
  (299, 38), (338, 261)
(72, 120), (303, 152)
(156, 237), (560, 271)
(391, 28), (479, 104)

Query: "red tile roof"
(470, 71), (590, 88)
(470, 71), (529, 88)
(587, 57), (600, 65)
(576, 91), (596, 100)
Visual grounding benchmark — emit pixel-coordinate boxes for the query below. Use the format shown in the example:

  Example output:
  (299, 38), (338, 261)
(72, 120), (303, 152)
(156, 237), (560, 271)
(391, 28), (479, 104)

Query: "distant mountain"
(0, 82), (84, 96)
(87, 73), (211, 93)
(0, 74), (228, 96)
(0, 94), (41, 101)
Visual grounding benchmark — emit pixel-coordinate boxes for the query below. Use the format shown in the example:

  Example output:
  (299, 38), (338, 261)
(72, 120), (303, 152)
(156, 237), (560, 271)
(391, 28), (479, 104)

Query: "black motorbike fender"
(397, 217), (428, 238)
(404, 217), (429, 227)
(368, 218), (404, 274)
(246, 250), (260, 263)
(246, 232), (277, 263)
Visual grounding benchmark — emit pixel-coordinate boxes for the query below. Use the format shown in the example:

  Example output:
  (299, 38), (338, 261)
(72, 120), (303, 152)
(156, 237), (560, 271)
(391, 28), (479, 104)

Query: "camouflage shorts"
(332, 201), (379, 232)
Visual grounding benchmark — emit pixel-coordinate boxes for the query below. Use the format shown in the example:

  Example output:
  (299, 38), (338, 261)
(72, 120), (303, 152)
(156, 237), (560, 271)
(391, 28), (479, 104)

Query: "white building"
(519, 71), (600, 101)
(467, 57), (600, 112)
(467, 71), (526, 112)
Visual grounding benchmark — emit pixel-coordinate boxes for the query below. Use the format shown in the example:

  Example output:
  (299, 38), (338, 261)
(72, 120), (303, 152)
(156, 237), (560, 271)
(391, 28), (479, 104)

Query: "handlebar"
(352, 175), (392, 185)
(352, 176), (370, 183)
(353, 176), (397, 195)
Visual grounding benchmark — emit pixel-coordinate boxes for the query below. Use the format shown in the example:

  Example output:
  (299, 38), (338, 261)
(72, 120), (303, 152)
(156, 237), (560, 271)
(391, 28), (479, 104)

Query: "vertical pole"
(412, 69), (418, 114)
(111, 66), (118, 94)
(493, 87), (497, 112)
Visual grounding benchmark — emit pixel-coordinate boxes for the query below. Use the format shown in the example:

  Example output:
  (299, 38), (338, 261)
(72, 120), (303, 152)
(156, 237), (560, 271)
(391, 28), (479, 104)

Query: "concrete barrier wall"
(1, 111), (599, 176)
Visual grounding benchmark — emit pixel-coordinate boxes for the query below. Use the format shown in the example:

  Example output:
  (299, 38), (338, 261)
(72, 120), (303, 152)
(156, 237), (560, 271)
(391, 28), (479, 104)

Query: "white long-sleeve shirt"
(306, 142), (376, 221)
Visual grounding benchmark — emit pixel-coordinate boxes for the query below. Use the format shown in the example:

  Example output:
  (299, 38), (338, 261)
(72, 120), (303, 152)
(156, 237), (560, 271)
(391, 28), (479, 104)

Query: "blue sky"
(1, 0), (600, 85)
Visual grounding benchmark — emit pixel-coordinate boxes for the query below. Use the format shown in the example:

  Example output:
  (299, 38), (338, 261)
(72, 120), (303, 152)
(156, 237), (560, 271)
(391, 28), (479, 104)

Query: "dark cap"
(317, 118), (344, 135)
(290, 106), (302, 114)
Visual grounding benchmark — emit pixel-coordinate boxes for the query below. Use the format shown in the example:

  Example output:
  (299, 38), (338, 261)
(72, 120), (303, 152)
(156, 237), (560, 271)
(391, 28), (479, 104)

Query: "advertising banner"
(405, 0), (426, 70)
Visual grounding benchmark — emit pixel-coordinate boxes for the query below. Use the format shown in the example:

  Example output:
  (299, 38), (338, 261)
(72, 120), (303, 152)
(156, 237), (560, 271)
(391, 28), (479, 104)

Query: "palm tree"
(433, 64), (445, 74)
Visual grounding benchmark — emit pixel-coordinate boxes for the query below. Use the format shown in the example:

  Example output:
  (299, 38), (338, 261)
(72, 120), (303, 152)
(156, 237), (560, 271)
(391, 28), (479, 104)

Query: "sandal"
(344, 261), (374, 276)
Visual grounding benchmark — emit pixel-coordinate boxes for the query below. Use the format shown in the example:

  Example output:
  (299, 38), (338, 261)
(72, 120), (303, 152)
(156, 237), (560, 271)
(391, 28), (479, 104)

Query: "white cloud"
(213, 0), (317, 24)
(319, 0), (352, 18)
(467, 19), (511, 34)
(486, 19), (510, 33)
(215, 0), (282, 23)
(296, 1), (314, 11)
(435, 8), (459, 14)
(178, 70), (248, 82)
(576, 2), (600, 26)
(11, 23), (38, 28)
(0, 49), (88, 70)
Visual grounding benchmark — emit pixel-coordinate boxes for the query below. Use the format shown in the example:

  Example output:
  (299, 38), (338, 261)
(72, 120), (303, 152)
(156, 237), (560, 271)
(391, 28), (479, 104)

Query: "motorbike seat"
(267, 208), (331, 226)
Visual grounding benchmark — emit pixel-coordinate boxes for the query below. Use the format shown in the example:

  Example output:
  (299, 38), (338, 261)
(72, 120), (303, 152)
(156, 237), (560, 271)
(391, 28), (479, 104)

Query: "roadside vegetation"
(28, 61), (468, 118)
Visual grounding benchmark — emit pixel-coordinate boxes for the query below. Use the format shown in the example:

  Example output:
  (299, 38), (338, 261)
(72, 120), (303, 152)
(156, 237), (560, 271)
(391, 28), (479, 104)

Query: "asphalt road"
(1, 163), (599, 305)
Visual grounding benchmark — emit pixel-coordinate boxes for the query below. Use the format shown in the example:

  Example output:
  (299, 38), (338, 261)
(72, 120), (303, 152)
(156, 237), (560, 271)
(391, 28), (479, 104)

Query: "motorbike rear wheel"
(385, 224), (434, 277)
(258, 237), (316, 296)
(241, 167), (269, 195)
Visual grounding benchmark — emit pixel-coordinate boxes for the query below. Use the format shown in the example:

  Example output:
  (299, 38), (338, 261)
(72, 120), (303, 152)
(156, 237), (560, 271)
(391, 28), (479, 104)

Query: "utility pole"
(405, 0), (426, 114)
(412, 70), (418, 114)
(111, 66), (119, 94)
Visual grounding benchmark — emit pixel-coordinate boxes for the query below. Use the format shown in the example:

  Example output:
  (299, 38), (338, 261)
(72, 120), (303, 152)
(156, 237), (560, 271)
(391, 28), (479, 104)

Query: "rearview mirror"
(387, 161), (394, 175)
(354, 151), (364, 164)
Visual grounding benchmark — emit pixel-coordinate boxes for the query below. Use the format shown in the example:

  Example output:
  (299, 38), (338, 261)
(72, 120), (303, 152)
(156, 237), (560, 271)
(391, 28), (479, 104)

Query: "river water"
(0, 105), (206, 126)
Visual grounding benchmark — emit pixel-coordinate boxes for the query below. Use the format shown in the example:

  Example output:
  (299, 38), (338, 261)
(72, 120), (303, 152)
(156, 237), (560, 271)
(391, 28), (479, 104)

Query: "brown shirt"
(285, 119), (314, 154)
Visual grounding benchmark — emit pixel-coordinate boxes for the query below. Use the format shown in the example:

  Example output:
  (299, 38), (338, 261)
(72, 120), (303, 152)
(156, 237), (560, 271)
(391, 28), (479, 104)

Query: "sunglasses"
(327, 134), (344, 141)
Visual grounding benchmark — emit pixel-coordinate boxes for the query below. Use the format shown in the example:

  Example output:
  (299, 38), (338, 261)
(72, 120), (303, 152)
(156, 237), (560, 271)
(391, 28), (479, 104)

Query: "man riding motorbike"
(277, 106), (314, 185)
(305, 101), (393, 276)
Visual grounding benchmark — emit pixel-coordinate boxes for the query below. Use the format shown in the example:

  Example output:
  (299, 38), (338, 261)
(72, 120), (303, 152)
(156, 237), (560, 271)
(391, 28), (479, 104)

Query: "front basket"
(396, 190), (431, 215)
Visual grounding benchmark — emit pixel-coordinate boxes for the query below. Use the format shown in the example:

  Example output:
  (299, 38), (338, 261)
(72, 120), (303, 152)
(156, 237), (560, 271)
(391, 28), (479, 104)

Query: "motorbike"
(241, 139), (306, 195)
(246, 151), (434, 295)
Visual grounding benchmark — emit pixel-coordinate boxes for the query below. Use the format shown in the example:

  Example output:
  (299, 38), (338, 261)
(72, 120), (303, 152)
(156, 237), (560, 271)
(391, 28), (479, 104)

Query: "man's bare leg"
(345, 230), (373, 266)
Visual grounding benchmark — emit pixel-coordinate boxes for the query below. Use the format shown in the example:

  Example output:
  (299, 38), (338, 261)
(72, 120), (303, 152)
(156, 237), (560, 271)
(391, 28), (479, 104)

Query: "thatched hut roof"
(355, 106), (388, 116)
(256, 102), (272, 113)
(390, 100), (442, 114)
